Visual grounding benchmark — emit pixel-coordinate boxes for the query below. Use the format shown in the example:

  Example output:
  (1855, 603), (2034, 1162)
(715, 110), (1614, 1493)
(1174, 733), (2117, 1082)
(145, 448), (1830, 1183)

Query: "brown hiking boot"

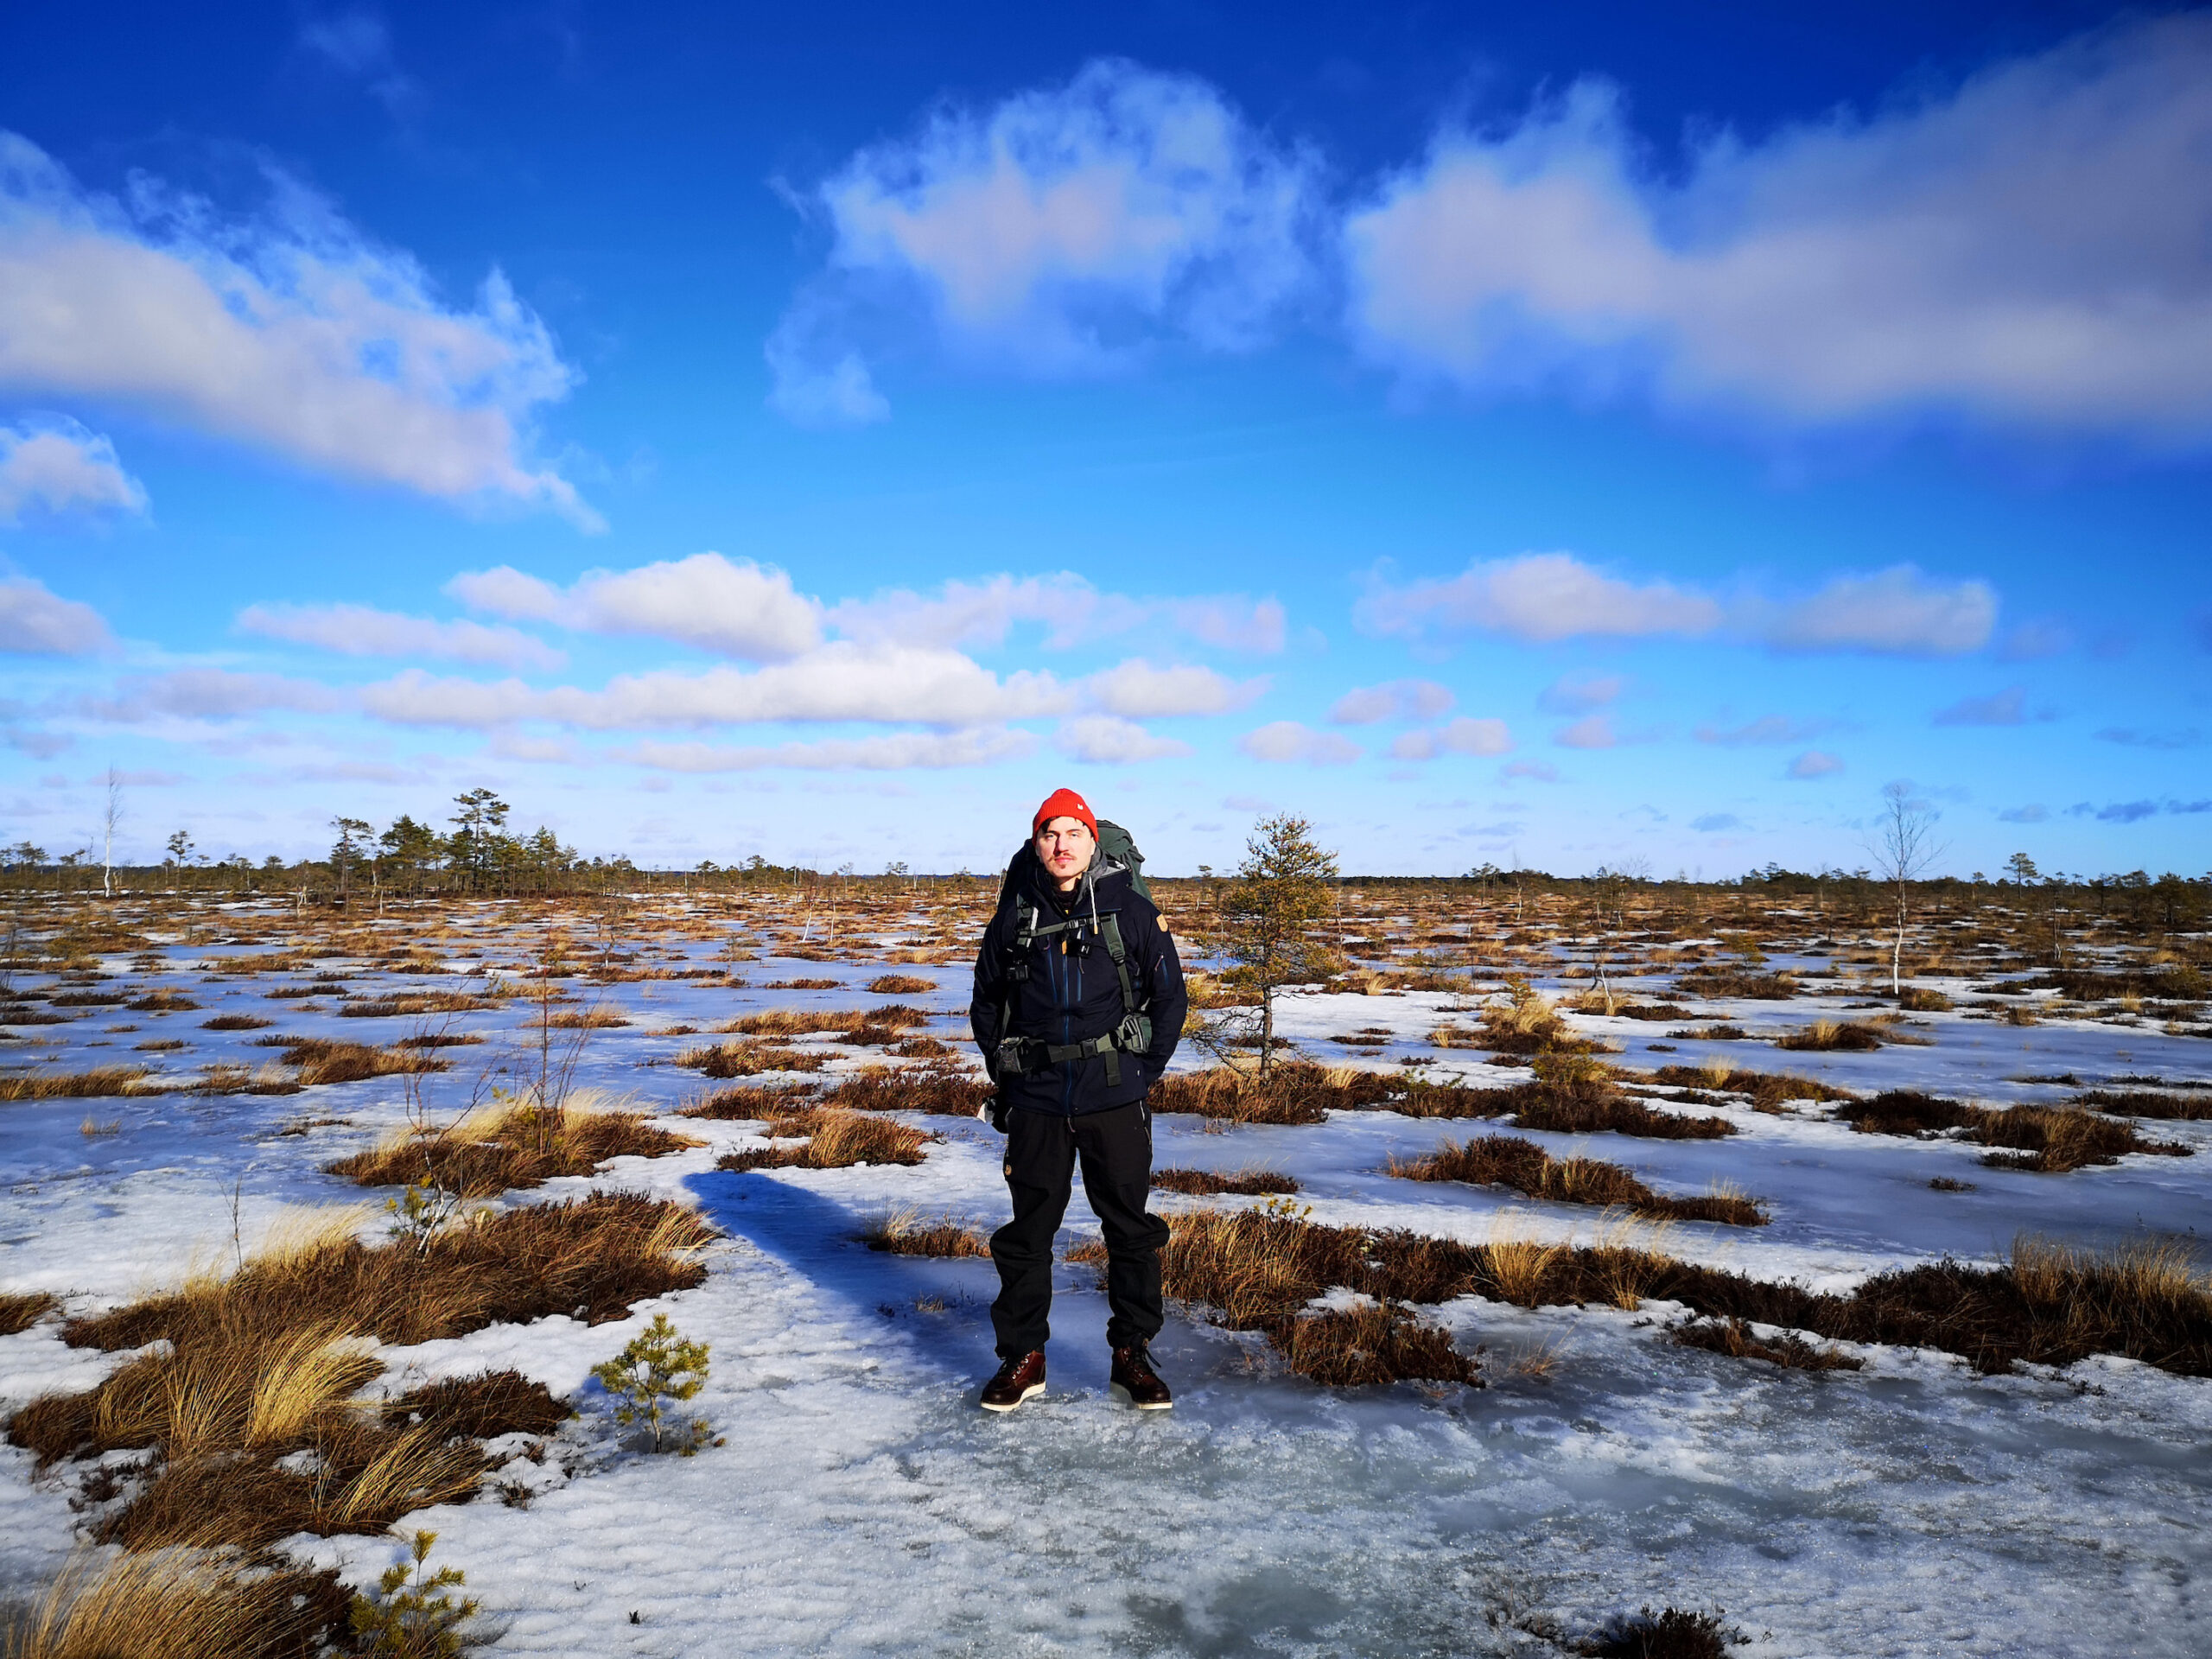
(980, 1350), (1047, 1412)
(1109, 1344), (1173, 1410)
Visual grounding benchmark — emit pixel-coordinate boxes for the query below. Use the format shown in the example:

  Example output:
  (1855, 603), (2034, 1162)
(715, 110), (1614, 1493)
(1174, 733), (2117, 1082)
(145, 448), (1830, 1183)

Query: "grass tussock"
(0, 1552), (353, 1659)
(715, 1108), (931, 1172)
(858, 1207), (991, 1257)
(1579, 1605), (1748, 1658)
(327, 1102), (702, 1197)
(1271, 1302), (1479, 1387)
(1837, 1091), (2190, 1171)
(1672, 966), (1799, 1000)
(866, 974), (937, 994)
(1497, 1056), (1737, 1141)
(125, 991), (201, 1013)
(679, 1080), (822, 1119)
(721, 1004), (932, 1041)
(1153, 1167), (1300, 1197)
(1390, 1135), (1766, 1226)
(1896, 986), (1953, 1012)
(816, 1064), (994, 1116)
(1473, 978), (1603, 1056)
(1649, 1065), (1855, 1111)
(338, 992), (498, 1019)
(1152, 1062), (1401, 1124)
(1672, 1317), (1861, 1370)
(537, 1007), (630, 1029)
(676, 1040), (831, 1077)
(0, 1067), (156, 1101)
(0, 1291), (59, 1334)
(1774, 1019), (1885, 1052)
(7, 1196), (705, 1550)
(276, 1038), (449, 1087)
(199, 1014), (273, 1032)
(2076, 1089), (2212, 1121)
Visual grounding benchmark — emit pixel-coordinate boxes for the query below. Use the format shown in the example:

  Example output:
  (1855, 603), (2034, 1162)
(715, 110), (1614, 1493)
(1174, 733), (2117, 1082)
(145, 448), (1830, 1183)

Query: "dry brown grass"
(0, 1552), (353, 1659)
(1152, 1062), (1402, 1124)
(1578, 1605), (1748, 1657)
(676, 1040), (832, 1077)
(721, 1004), (932, 1039)
(816, 1064), (994, 1116)
(125, 990), (200, 1013)
(0, 1291), (58, 1334)
(866, 974), (937, 994)
(1153, 1167), (1300, 1197)
(275, 1038), (449, 1087)
(1836, 1090), (2190, 1171)
(0, 1067), (156, 1101)
(1390, 1135), (1766, 1225)
(1775, 1019), (1885, 1052)
(327, 1100), (702, 1197)
(1648, 1065), (1856, 1111)
(1673, 1316), (1862, 1370)
(763, 977), (842, 989)
(1495, 1057), (1736, 1141)
(538, 1007), (630, 1029)
(2075, 1088), (2212, 1121)
(715, 1108), (931, 1172)
(1673, 965), (1799, 1000)
(858, 1207), (991, 1257)
(679, 1080), (823, 1119)
(338, 992), (498, 1019)
(198, 1014), (273, 1032)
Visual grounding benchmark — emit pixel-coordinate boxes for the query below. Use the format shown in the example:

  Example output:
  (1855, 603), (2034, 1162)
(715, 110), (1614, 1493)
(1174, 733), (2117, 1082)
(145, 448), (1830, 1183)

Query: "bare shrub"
(1391, 1135), (1766, 1225)
(1153, 1167), (1300, 1197)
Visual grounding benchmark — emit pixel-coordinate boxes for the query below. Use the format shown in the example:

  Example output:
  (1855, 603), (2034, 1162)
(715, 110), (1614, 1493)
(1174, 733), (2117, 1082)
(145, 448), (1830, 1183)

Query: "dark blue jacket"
(969, 845), (1185, 1116)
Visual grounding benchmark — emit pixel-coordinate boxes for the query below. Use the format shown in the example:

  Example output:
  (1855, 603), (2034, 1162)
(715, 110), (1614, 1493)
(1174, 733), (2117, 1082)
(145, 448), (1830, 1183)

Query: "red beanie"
(1033, 787), (1097, 840)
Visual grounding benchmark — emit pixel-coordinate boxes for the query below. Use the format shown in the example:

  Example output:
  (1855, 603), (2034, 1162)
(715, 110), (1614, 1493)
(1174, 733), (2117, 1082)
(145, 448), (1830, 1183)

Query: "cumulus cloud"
(830, 573), (1284, 654)
(615, 729), (1035, 772)
(0, 419), (146, 521)
(1788, 750), (1844, 779)
(1933, 686), (2031, 727)
(0, 133), (590, 521)
(0, 575), (111, 655)
(1329, 678), (1453, 724)
(1239, 721), (1359, 766)
(1055, 715), (1192, 764)
(448, 554), (822, 661)
(1553, 715), (1615, 749)
(1535, 671), (1622, 715)
(359, 645), (1066, 731)
(79, 669), (340, 721)
(2067, 796), (2212, 823)
(237, 602), (563, 670)
(770, 59), (1319, 416)
(1359, 553), (1993, 656)
(1343, 16), (2212, 440)
(1499, 759), (1558, 782)
(1998, 804), (2048, 823)
(1389, 717), (1513, 760)
(1084, 658), (1260, 718)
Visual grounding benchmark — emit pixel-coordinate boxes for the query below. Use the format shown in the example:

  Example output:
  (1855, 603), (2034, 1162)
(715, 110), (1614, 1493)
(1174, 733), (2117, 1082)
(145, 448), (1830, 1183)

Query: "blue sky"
(1, 2), (2207, 877)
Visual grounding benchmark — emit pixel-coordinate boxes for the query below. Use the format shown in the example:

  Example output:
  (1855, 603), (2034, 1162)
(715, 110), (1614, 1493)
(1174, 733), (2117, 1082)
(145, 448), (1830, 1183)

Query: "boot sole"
(980, 1381), (1046, 1413)
(1109, 1383), (1173, 1411)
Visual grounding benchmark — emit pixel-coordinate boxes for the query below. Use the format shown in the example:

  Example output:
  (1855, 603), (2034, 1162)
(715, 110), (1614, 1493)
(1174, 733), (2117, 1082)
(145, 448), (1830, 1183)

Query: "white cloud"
(1696, 714), (1831, 746)
(772, 59), (1318, 413)
(0, 575), (111, 655)
(830, 572), (1284, 655)
(1360, 553), (1993, 656)
(1388, 716), (1513, 760)
(1757, 568), (1996, 657)
(1055, 715), (1192, 764)
(0, 133), (590, 522)
(0, 419), (146, 521)
(79, 669), (339, 721)
(1553, 715), (1616, 749)
(448, 554), (822, 661)
(1165, 595), (1286, 653)
(1238, 721), (1359, 766)
(1084, 658), (1261, 718)
(1499, 759), (1559, 782)
(1358, 553), (1719, 643)
(616, 729), (1035, 772)
(1343, 17), (2212, 439)
(1789, 750), (1845, 779)
(1933, 686), (2041, 726)
(761, 335), (889, 429)
(359, 644), (1067, 731)
(1329, 678), (1453, 724)
(237, 602), (563, 670)
(1535, 671), (1622, 715)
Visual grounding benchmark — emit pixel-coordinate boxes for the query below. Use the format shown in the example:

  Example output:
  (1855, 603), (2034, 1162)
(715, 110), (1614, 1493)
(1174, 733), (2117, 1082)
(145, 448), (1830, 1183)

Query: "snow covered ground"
(2, 905), (2209, 1656)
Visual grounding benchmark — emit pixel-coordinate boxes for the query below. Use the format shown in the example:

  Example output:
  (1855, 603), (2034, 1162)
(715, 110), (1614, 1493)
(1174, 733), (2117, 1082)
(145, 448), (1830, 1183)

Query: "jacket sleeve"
(1133, 898), (1186, 1086)
(969, 910), (1008, 1080)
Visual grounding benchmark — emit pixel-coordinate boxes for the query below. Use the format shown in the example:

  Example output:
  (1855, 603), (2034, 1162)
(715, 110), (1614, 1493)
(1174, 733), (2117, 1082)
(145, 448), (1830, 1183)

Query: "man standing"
(969, 787), (1187, 1412)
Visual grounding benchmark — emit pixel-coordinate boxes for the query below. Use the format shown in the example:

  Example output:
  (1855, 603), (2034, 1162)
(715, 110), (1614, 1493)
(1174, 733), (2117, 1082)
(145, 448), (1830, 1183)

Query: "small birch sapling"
(592, 1313), (711, 1453)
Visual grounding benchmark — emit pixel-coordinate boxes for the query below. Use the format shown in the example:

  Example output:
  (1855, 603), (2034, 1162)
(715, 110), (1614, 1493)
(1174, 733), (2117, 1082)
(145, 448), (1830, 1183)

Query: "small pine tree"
(1217, 815), (1343, 1077)
(351, 1529), (479, 1659)
(591, 1313), (710, 1453)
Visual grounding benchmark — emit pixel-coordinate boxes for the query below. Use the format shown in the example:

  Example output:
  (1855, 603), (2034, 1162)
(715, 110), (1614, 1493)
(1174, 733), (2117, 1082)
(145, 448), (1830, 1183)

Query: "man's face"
(1034, 817), (1096, 889)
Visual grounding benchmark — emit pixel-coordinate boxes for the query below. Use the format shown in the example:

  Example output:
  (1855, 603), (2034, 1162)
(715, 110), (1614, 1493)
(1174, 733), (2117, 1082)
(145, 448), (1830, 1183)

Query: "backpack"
(985, 820), (1154, 1094)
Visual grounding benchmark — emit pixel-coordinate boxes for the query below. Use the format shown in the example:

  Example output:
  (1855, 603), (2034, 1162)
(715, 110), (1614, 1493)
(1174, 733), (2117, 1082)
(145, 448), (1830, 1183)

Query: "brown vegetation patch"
(817, 1063), (994, 1116)
(0, 1290), (58, 1334)
(1775, 1020), (1885, 1052)
(538, 1007), (630, 1029)
(859, 1210), (991, 1257)
(383, 1368), (569, 1440)
(0, 1067), (156, 1101)
(0, 1553), (354, 1659)
(1834, 1090), (1980, 1137)
(1580, 1605), (1748, 1658)
(888, 1035), (953, 1058)
(48, 992), (128, 1008)
(1271, 1303), (1480, 1387)
(1154, 1167), (1300, 1197)
(328, 1105), (701, 1197)
(676, 1040), (832, 1077)
(1152, 1062), (1402, 1124)
(1895, 987), (1953, 1012)
(1673, 1317), (1861, 1370)
(199, 1014), (273, 1032)
(1391, 1135), (1765, 1225)
(2076, 1089), (2212, 1121)
(277, 1038), (449, 1087)
(1836, 1091), (2190, 1171)
(1648, 1065), (1854, 1111)
(715, 1108), (931, 1171)
(1673, 968), (1799, 1000)
(338, 992), (498, 1018)
(679, 1080), (822, 1119)
(764, 977), (842, 989)
(2028, 966), (2207, 1001)
(722, 1004), (932, 1040)
(867, 974), (937, 994)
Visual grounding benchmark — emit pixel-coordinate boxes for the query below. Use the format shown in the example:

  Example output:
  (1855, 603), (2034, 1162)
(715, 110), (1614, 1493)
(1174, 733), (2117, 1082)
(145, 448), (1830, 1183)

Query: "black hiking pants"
(990, 1101), (1169, 1359)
